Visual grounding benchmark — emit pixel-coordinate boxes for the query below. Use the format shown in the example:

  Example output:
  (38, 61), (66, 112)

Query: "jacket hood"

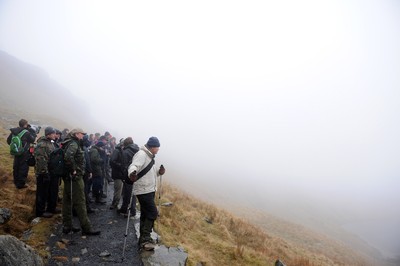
(10, 127), (26, 135)
(125, 143), (139, 153)
(37, 136), (50, 142)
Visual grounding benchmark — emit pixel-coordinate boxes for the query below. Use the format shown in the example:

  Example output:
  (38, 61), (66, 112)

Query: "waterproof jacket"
(122, 143), (139, 178)
(110, 143), (124, 180)
(83, 146), (92, 176)
(34, 136), (55, 175)
(128, 145), (160, 195)
(62, 135), (85, 178)
(89, 146), (104, 177)
(7, 127), (36, 153)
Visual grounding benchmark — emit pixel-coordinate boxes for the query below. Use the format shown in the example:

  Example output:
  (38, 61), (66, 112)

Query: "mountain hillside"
(0, 50), (92, 129)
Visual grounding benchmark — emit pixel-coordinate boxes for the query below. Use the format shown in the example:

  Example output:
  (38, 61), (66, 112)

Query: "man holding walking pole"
(62, 128), (100, 236)
(128, 136), (165, 251)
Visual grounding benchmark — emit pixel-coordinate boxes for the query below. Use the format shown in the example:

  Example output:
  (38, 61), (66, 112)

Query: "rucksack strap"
(137, 158), (155, 180)
(17, 129), (28, 138)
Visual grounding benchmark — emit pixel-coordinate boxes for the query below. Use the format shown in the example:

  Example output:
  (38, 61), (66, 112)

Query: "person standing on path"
(6, 119), (37, 189)
(34, 126), (57, 218)
(128, 136), (165, 251)
(62, 128), (100, 235)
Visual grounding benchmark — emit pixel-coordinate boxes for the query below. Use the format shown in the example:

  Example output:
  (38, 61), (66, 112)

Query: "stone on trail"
(0, 235), (44, 266)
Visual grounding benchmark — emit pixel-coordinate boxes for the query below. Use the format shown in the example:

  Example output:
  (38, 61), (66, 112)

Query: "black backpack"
(48, 147), (66, 177)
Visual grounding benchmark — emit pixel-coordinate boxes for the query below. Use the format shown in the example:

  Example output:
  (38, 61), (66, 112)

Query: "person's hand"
(159, 165), (165, 175)
(89, 173), (93, 179)
(129, 171), (137, 183)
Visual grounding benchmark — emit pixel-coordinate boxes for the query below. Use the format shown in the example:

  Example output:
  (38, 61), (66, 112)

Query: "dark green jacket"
(63, 135), (85, 177)
(34, 136), (55, 174)
(89, 146), (103, 177)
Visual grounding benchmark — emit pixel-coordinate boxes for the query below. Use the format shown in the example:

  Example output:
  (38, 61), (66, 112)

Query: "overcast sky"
(1, 0), (399, 259)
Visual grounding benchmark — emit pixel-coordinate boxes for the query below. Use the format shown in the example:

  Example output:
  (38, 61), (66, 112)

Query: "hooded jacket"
(62, 134), (85, 178)
(127, 145), (160, 195)
(34, 136), (55, 174)
(89, 146), (104, 177)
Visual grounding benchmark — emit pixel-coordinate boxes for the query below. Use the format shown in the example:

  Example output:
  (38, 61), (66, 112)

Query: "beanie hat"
(146, 137), (160, 148)
(45, 126), (56, 136)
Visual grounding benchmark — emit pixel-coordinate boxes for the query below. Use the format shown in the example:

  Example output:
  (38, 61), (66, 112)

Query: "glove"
(129, 171), (138, 183)
(158, 165), (165, 175)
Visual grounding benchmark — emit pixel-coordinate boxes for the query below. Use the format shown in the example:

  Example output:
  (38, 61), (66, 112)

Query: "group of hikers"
(6, 118), (165, 251)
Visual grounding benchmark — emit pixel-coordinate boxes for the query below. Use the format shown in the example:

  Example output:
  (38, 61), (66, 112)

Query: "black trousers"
(121, 182), (136, 214)
(13, 152), (30, 188)
(136, 192), (158, 221)
(35, 174), (59, 216)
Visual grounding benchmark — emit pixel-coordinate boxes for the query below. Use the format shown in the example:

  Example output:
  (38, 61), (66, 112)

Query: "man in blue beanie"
(128, 136), (165, 251)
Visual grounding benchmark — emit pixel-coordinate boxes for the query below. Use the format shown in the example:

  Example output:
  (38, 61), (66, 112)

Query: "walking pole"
(156, 165), (164, 244)
(70, 175), (73, 242)
(122, 182), (136, 258)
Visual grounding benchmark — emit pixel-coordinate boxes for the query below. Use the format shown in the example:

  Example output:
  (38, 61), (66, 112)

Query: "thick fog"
(1, 0), (399, 259)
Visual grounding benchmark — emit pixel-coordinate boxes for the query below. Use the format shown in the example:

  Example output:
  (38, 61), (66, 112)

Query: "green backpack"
(10, 129), (28, 156)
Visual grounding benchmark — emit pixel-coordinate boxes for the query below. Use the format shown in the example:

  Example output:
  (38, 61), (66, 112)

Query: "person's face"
(48, 132), (56, 140)
(149, 147), (160, 155)
(76, 132), (85, 140)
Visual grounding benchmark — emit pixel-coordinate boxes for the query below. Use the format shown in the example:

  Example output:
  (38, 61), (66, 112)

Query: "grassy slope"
(156, 184), (370, 266)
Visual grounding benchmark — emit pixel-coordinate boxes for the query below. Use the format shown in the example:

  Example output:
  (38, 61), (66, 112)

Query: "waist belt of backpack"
(136, 158), (155, 181)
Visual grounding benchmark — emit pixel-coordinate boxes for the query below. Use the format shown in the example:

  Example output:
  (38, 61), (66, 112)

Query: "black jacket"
(110, 143), (125, 180)
(121, 144), (139, 177)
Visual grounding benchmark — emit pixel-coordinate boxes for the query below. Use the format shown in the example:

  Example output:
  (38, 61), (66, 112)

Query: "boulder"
(141, 245), (188, 266)
(0, 208), (12, 224)
(0, 235), (44, 266)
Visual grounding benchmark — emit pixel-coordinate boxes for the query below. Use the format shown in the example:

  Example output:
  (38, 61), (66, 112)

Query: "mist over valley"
(1, 1), (400, 264)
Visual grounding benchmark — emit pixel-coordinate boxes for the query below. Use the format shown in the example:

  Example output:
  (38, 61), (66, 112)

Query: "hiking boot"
(62, 226), (81, 234)
(82, 229), (101, 236)
(49, 208), (62, 214)
(141, 241), (156, 251)
(109, 205), (116, 210)
(16, 184), (28, 189)
(95, 196), (106, 204)
(117, 208), (127, 215)
(41, 212), (53, 218)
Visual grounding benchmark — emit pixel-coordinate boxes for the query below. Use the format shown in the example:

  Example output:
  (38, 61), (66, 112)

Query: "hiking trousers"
(35, 174), (59, 216)
(137, 192), (157, 244)
(62, 176), (91, 231)
(111, 179), (123, 208)
(120, 182), (136, 214)
(13, 152), (30, 188)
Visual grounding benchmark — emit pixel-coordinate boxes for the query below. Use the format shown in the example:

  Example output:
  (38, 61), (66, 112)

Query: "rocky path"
(47, 185), (142, 265)
(46, 183), (188, 266)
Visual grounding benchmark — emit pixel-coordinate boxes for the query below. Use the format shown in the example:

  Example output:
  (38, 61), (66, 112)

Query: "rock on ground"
(0, 234), (44, 266)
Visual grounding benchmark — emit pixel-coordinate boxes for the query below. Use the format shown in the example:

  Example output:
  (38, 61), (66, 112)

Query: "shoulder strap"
(137, 158), (155, 179)
(17, 129), (28, 138)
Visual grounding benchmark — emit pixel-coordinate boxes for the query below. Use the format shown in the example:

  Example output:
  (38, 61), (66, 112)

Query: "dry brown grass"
(0, 113), (67, 262)
(155, 182), (360, 266)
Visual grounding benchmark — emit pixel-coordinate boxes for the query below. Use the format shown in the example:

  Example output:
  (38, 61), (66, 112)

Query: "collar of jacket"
(141, 145), (155, 159)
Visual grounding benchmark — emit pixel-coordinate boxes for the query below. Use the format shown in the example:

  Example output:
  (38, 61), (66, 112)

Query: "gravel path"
(47, 184), (143, 265)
